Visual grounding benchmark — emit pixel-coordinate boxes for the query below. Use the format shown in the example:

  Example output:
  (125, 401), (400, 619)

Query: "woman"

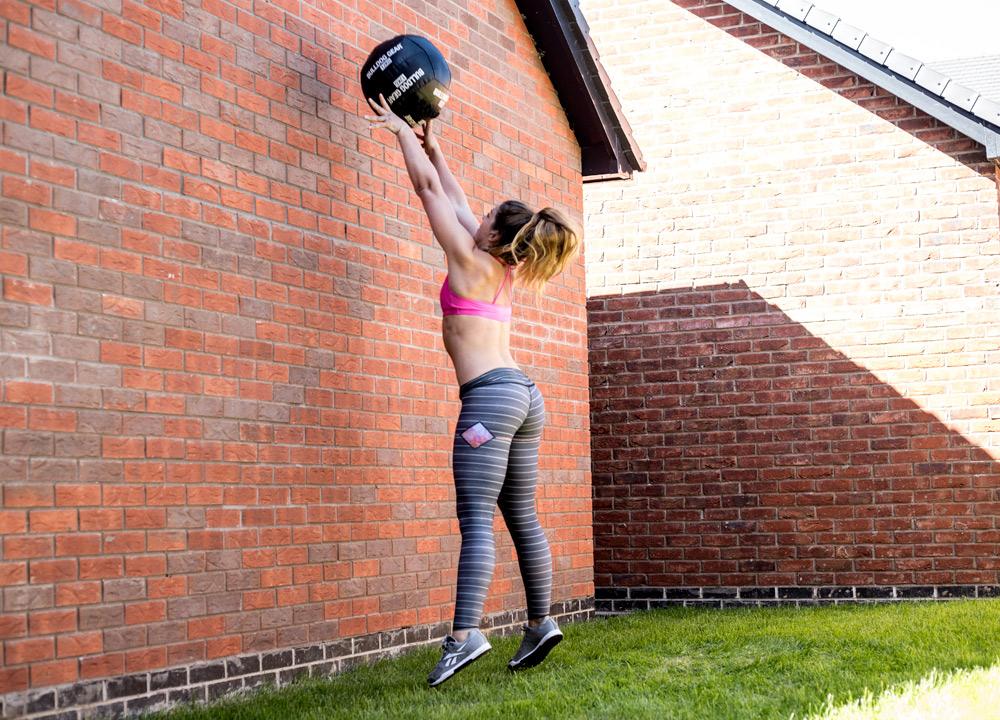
(366, 94), (580, 687)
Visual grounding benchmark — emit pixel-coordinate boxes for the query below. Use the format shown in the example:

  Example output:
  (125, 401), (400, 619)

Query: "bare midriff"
(442, 314), (519, 386)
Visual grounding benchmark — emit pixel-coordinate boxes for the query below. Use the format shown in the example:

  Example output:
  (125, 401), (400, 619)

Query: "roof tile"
(829, 20), (865, 50)
(776, 0), (812, 21)
(940, 80), (980, 112)
(804, 7), (837, 34)
(858, 34), (891, 64)
(971, 96), (1000, 126)
(942, 80), (979, 110)
(884, 50), (921, 81)
(913, 66), (949, 96)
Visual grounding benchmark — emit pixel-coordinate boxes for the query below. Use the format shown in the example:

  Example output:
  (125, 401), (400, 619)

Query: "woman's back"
(440, 252), (518, 386)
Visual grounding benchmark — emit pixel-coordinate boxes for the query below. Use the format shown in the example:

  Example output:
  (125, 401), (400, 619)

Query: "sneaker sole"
(507, 630), (563, 671)
(428, 643), (492, 688)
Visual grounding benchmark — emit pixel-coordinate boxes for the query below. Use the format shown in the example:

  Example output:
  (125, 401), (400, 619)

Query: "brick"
(4, 278), (53, 305)
(0, 666), (29, 693)
(28, 208), (75, 236)
(4, 430), (54, 456)
(79, 605), (123, 633)
(100, 342), (142, 366)
(3, 176), (52, 204)
(55, 484), (101, 507)
(125, 600), (167, 625)
(0, 251), (28, 275)
(102, 294), (145, 318)
(8, 25), (56, 59)
(29, 409), (76, 432)
(57, 631), (103, 657)
(79, 557), (124, 581)
(5, 381), (53, 404)
(29, 561), (77, 585)
(100, 437), (146, 461)
(107, 672), (148, 699)
(54, 581), (100, 607)
(80, 652), (125, 680)
(0, 613), (28, 639)
(0, 511), (28, 534)
(4, 584), (54, 611)
(4, 485), (53, 507)
(29, 510), (77, 532)
(57, 679), (104, 708)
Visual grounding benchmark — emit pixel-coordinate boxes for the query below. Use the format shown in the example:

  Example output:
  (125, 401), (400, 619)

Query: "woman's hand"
(413, 119), (440, 156)
(365, 94), (409, 135)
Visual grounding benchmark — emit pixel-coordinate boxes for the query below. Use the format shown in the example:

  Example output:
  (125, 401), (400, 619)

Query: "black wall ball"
(360, 35), (452, 126)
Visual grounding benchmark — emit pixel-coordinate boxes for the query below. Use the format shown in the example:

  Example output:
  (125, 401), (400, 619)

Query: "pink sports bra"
(440, 258), (513, 322)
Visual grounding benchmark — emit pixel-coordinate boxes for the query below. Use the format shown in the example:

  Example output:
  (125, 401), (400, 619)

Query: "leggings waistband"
(459, 367), (534, 398)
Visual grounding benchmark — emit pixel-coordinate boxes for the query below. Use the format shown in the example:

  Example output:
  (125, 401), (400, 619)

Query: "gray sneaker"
(427, 629), (492, 687)
(507, 617), (563, 671)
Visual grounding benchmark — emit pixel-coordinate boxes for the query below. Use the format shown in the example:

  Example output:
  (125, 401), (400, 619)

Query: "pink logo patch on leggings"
(461, 422), (495, 448)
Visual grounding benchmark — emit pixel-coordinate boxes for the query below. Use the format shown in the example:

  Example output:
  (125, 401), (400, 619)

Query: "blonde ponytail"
(488, 202), (580, 291)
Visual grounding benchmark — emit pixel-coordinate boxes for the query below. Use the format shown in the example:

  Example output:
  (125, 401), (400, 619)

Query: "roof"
(808, 0), (999, 65)
(513, 0), (646, 181)
(929, 56), (1000, 106)
(724, 0), (1000, 160)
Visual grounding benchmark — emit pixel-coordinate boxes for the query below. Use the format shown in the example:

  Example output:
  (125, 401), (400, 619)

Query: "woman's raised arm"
(366, 95), (477, 267)
(416, 120), (480, 236)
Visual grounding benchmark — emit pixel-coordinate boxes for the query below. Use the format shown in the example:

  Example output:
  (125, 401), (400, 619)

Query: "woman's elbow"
(415, 182), (442, 201)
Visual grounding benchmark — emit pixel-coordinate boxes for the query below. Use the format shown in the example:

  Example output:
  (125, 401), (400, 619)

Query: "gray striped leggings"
(452, 367), (552, 630)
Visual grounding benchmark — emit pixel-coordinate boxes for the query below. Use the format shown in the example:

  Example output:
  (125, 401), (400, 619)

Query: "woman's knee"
(457, 510), (496, 538)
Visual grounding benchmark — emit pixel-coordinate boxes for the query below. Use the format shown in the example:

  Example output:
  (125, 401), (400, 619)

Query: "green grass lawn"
(154, 599), (1000, 720)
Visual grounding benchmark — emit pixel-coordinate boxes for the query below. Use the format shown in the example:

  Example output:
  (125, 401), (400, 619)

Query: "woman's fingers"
(365, 94), (405, 134)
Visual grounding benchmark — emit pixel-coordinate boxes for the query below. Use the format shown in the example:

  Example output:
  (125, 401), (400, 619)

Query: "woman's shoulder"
(452, 249), (506, 277)
(446, 250), (509, 296)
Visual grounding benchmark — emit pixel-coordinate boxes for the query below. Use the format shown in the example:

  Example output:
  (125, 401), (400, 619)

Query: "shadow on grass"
(152, 599), (1000, 720)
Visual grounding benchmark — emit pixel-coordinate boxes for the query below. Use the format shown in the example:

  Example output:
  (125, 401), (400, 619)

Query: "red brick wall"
(582, 0), (1000, 604)
(0, 0), (593, 696)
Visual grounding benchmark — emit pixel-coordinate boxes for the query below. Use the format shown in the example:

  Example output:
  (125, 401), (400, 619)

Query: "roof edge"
(561, 0), (647, 177)
(515, 0), (646, 181)
(727, 0), (1000, 161)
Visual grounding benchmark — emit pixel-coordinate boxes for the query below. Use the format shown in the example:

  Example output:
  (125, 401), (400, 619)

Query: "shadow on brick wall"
(588, 281), (1000, 596)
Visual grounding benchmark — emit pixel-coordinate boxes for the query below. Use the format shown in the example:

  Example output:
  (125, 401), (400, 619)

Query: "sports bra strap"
(490, 264), (512, 304)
